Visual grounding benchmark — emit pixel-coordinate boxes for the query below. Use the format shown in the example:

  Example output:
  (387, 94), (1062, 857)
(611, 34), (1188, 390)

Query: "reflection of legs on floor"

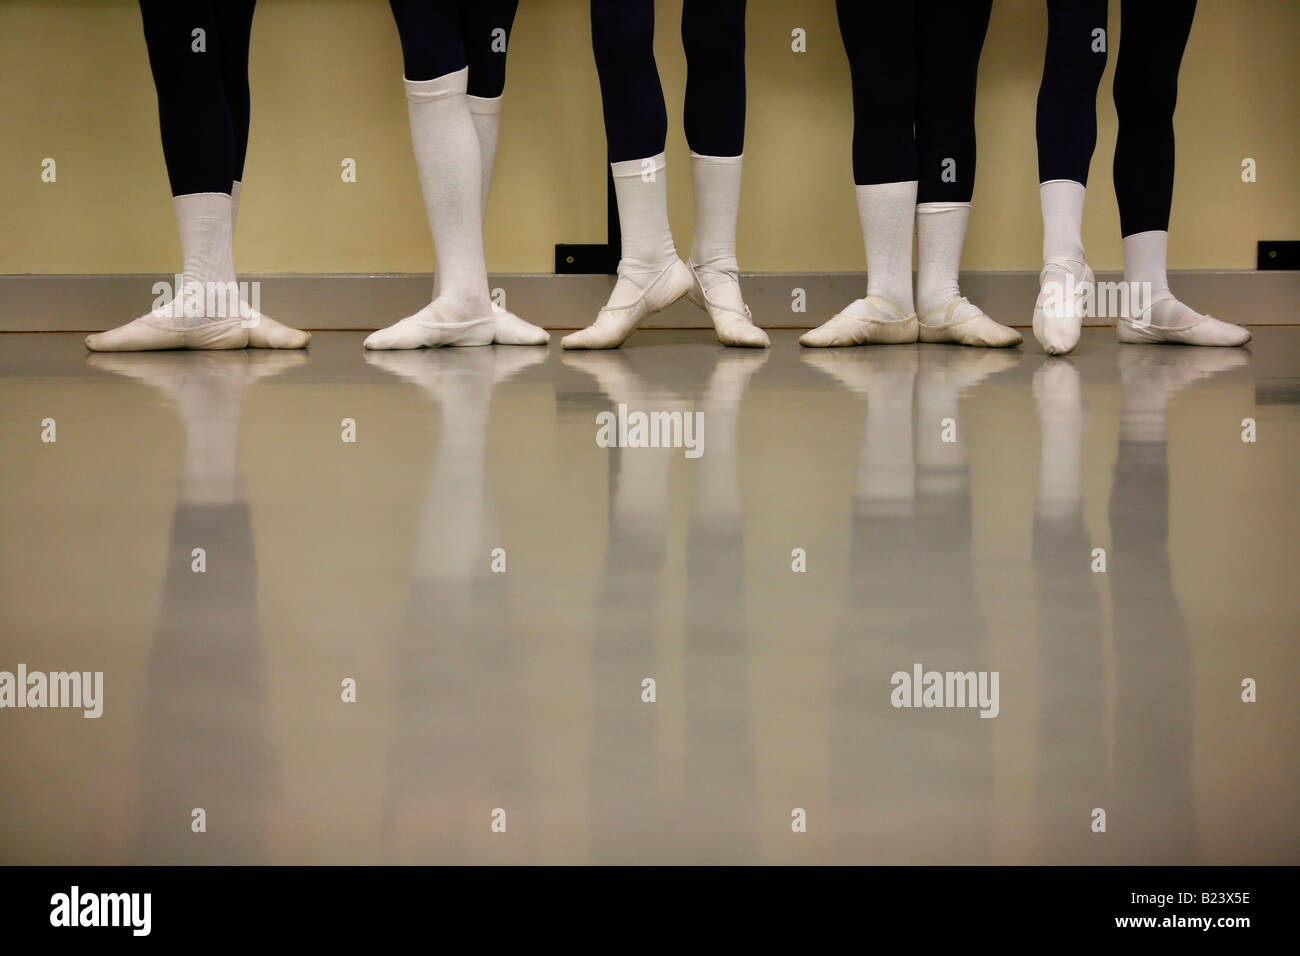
(825, 348), (993, 862)
(681, 351), (765, 862)
(1031, 359), (1106, 861)
(366, 348), (541, 862)
(1105, 346), (1246, 861)
(85, 352), (300, 862)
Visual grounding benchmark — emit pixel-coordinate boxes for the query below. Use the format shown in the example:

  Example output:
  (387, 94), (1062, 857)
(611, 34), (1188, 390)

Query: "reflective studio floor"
(1, 328), (1297, 865)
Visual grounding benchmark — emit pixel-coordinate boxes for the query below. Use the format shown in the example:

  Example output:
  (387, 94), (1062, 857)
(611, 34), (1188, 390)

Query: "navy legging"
(836, 0), (993, 203)
(591, 0), (747, 163)
(1037, 0), (1198, 235)
(388, 0), (519, 95)
(139, 0), (256, 196)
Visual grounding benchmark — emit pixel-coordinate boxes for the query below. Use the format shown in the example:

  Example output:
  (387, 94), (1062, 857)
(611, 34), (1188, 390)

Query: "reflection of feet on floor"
(1116, 346), (1248, 442)
(801, 342), (918, 395)
(917, 342), (1022, 395)
(364, 345), (548, 404)
(86, 348), (308, 393)
(561, 349), (660, 406)
(1118, 343), (1249, 393)
(702, 349), (769, 406)
(1032, 356), (1083, 414)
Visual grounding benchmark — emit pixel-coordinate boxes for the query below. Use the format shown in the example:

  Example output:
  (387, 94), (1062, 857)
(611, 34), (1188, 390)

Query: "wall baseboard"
(2, 271), (1296, 332)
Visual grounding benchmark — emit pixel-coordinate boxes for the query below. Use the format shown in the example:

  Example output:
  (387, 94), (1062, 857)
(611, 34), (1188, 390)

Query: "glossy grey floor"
(1, 329), (1296, 864)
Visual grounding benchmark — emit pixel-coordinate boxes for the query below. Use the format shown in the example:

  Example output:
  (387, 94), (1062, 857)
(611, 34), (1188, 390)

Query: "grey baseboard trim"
(2, 270), (1296, 332)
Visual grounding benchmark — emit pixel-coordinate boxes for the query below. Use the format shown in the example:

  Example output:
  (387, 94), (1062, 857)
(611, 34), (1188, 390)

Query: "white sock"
(1121, 231), (1251, 345)
(1034, 180), (1092, 355)
(916, 202), (976, 319)
(612, 152), (678, 291)
(366, 69), (495, 350)
(689, 152), (742, 294)
(86, 193), (249, 350)
(1123, 230), (1175, 323)
(468, 95), (502, 212)
(686, 152), (767, 347)
(464, 93), (548, 345)
(803, 181), (918, 344)
(561, 153), (689, 349)
(224, 179), (311, 349)
(836, 181), (917, 320)
(230, 179), (242, 229)
(914, 202), (1020, 346)
(1040, 180), (1087, 267)
(404, 68), (490, 319)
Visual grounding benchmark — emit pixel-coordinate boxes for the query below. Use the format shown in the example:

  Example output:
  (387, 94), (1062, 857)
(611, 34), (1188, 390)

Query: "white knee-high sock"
(464, 93), (548, 345)
(855, 181), (917, 315)
(916, 202), (972, 317)
(406, 68), (491, 319)
(468, 95), (502, 214)
(435, 93), (501, 299)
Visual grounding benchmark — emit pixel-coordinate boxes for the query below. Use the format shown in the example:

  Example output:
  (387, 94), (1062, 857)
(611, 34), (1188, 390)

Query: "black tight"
(138, 0), (256, 196)
(1037, 0), (1198, 235)
(388, 0), (519, 97)
(836, 0), (992, 202)
(591, 0), (747, 164)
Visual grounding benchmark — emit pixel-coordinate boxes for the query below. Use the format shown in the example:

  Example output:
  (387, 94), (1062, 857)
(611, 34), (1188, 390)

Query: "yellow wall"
(1, 0), (1295, 275)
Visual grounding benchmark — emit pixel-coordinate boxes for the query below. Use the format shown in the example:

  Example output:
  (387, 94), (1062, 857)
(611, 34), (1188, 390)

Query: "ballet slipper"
(799, 295), (918, 348)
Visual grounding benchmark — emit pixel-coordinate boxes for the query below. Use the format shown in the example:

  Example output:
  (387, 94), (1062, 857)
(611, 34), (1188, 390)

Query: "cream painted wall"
(0, 0), (1295, 275)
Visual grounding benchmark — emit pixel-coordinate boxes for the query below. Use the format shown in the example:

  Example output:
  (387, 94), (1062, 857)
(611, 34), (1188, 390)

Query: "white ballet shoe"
(685, 259), (769, 349)
(491, 302), (550, 346)
(918, 295), (1022, 348)
(799, 295), (918, 348)
(1033, 258), (1093, 356)
(561, 258), (693, 350)
(242, 308), (311, 349)
(85, 309), (248, 352)
(1116, 295), (1251, 347)
(364, 299), (496, 350)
